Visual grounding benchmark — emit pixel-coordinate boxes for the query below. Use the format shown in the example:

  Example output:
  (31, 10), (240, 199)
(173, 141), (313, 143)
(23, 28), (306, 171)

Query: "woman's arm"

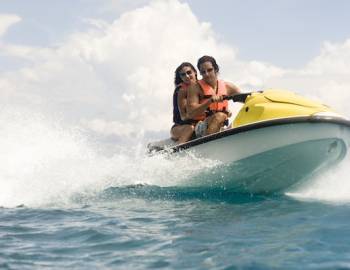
(177, 88), (188, 121)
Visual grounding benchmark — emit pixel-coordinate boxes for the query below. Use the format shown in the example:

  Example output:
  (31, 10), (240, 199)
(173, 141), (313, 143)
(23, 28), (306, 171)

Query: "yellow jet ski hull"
(233, 89), (334, 127)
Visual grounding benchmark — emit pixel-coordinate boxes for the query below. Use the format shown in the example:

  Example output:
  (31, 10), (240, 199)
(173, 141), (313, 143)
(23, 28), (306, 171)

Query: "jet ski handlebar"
(224, 92), (258, 103)
(203, 91), (261, 103)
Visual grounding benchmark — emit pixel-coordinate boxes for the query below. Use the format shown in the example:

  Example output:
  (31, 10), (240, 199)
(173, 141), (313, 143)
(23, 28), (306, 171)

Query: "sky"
(187, 0), (350, 67)
(1, 0), (350, 143)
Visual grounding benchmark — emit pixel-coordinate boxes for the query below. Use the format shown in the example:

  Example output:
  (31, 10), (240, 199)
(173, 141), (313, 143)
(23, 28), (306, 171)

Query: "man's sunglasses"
(200, 68), (214, 75)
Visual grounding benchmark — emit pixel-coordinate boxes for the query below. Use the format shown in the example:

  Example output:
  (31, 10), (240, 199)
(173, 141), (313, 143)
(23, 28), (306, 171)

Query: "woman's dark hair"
(197, 55), (219, 73)
(174, 62), (197, 86)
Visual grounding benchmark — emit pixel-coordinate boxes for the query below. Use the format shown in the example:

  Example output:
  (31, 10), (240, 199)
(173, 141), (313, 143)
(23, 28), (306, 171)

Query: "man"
(186, 55), (241, 137)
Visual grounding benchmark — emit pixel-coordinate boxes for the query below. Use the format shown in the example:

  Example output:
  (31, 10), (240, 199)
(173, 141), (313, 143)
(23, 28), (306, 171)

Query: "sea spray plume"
(287, 156), (350, 204)
(0, 107), (108, 207)
(0, 107), (219, 207)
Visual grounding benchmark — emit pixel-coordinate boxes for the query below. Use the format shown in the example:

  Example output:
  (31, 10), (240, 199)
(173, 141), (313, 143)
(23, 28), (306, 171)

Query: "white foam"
(0, 107), (217, 207)
(287, 157), (350, 204)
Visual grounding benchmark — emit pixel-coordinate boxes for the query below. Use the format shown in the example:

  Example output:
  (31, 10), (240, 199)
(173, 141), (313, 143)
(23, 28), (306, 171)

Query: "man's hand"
(210, 95), (224, 103)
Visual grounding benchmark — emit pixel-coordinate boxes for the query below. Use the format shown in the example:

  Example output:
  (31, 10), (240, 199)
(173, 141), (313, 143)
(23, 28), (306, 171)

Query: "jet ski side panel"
(172, 121), (350, 194)
(184, 138), (346, 193)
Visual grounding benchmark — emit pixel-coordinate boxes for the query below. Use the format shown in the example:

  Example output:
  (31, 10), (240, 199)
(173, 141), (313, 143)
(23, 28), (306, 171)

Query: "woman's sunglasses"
(179, 70), (193, 77)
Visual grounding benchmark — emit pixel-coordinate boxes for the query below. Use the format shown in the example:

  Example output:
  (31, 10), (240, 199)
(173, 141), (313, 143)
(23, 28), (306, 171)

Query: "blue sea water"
(2, 186), (350, 269)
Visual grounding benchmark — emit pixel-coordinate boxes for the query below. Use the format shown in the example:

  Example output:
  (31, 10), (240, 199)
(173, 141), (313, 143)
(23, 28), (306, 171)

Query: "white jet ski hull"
(151, 116), (350, 194)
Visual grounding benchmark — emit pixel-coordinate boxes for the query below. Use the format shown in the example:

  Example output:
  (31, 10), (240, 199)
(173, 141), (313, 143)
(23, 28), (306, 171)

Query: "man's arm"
(225, 82), (241, 96)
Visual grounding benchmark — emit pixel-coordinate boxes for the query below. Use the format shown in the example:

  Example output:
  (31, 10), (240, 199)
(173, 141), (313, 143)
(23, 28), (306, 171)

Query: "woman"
(171, 62), (198, 144)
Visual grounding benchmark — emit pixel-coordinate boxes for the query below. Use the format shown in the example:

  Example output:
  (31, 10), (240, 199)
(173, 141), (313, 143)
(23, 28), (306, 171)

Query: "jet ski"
(147, 89), (350, 194)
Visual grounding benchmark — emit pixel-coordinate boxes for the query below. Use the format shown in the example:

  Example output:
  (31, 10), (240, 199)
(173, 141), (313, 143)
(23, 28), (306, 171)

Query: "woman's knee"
(170, 125), (181, 139)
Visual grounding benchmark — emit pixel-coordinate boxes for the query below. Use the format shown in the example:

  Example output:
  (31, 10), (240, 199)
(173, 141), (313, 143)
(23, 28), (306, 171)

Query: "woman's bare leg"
(171, 125), (195, 144)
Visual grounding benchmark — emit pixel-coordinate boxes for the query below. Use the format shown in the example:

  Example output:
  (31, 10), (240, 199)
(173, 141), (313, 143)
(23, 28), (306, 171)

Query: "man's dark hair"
(197, 55), (219, 73)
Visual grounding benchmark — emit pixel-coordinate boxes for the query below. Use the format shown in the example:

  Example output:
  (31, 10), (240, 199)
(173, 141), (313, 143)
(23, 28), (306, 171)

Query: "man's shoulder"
(222, 80), (232, 86)
(224, 81), (241, 94)
(222, 81), (235, 89)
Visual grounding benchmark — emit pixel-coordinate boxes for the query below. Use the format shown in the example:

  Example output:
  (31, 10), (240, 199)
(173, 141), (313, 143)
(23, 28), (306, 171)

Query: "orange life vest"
(196, 79), (228, 119)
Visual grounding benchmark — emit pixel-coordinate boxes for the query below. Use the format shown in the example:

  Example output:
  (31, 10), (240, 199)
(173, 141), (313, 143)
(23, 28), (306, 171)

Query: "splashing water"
(287, 158), (350, 204)
(0, 107), (218, 207)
